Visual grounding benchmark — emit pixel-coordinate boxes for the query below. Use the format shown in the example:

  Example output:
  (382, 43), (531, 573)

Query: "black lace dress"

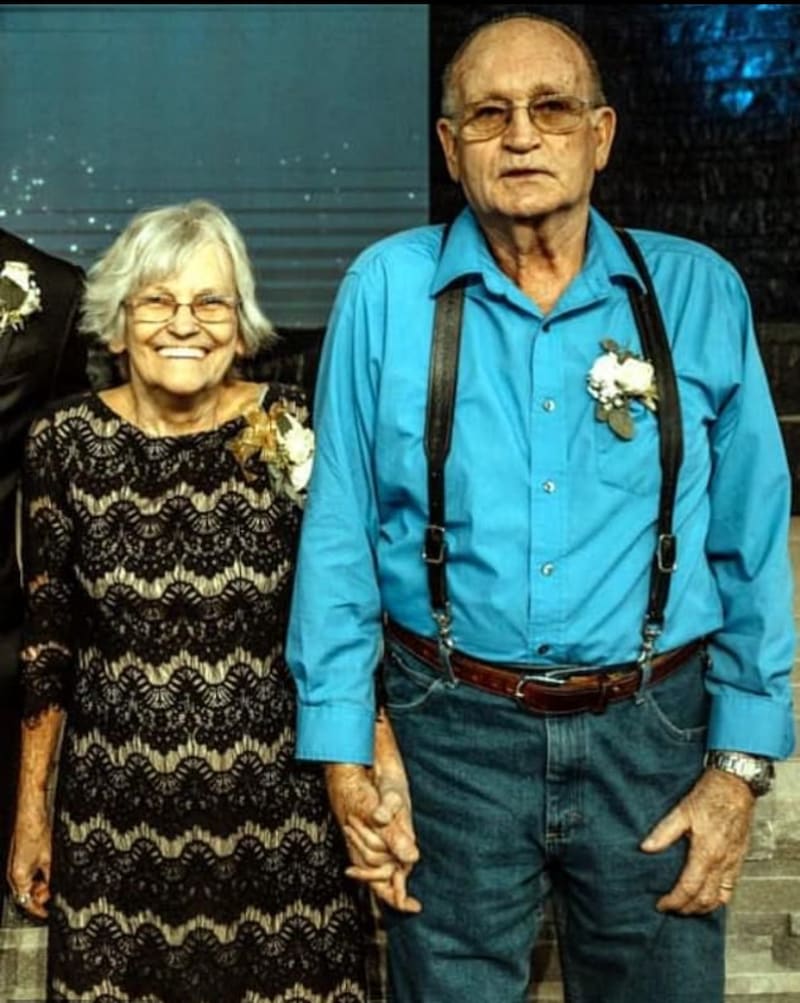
(20, 388), (367, 1003)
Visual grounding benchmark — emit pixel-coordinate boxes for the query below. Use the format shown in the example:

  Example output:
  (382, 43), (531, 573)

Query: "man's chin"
(481, 201), (556, 226)
(475, 192), (588, 228)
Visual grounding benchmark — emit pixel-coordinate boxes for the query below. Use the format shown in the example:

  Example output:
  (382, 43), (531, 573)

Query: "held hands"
(325, 712), (421, 913)
(641, 766), (756, 914)
(7, 801), (53, 921)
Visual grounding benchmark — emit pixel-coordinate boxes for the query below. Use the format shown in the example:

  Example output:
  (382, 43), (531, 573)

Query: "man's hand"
(640, 766), (755, 914)
(326, 712), (421, 913)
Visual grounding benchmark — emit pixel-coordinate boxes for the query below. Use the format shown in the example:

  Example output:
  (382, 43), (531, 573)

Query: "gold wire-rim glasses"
(449, 93), (603, 141)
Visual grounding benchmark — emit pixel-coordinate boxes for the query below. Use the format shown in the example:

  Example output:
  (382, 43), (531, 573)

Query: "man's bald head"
(441, 14), (606, 118)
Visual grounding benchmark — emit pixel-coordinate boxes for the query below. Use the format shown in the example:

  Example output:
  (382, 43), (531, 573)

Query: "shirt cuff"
(295, 700), (375, 764)
(707, 689), (795, 759)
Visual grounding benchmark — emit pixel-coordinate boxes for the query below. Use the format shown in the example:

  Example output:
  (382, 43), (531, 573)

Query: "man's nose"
(503, 105), (542, 148)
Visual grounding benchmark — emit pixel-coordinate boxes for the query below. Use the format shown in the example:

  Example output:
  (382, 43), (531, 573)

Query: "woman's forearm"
(16, 706), (64, 810)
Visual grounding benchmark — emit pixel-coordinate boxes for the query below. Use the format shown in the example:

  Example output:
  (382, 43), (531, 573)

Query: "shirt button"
(542, 398), (556, 412)
(543, 480), (556, 493)
(537, 644), (551, 655)
(541, 562), (555, 576)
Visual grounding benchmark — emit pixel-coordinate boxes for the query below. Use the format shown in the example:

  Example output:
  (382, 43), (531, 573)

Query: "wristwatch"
(706, 749), (775, 797)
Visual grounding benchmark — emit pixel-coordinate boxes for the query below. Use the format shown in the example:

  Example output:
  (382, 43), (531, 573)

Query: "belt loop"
(593, 677), (612, 714)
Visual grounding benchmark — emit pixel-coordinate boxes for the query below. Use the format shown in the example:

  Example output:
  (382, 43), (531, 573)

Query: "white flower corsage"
(587, 339), (658, 441)
(0, 261), (42, 335)
(229, 398), (314, 504)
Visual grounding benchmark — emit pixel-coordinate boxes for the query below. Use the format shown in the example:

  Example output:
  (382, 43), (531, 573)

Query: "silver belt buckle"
(514, 671), (567, 707)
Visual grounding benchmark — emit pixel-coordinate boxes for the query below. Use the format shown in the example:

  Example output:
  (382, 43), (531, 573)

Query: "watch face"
(750, 762), (775, 796)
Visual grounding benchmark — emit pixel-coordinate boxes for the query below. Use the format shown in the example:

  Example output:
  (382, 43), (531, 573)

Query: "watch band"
(706, 749), (774, 797)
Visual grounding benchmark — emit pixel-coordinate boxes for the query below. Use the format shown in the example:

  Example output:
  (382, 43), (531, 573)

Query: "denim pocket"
(382, 642), (447, 714)
(642, 653), (710, 744)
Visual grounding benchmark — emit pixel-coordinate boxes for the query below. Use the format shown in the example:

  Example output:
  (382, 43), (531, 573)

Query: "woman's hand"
(8, 707), (65, 920)
(8, 800), (53, 920)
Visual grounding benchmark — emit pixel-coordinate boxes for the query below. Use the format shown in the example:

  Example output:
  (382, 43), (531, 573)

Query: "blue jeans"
(381, 640), (724, 1003)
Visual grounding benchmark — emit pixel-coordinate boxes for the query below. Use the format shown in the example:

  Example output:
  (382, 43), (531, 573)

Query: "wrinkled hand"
(326, 713), (421, 913)
(7, 803), (52, 920)
(641, 767), (755, 914)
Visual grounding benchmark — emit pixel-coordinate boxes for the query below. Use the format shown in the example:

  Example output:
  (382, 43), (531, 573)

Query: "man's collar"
(431, 206), (646, 299)
(586, 209), (647, 293)
(431, 208), (493, 296)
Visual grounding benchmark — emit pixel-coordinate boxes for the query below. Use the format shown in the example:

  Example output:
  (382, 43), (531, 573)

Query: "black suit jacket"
(0, 230), (87, 647)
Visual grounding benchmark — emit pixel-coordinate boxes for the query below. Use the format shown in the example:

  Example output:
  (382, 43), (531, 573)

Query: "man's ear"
(592, 106), (617, 173)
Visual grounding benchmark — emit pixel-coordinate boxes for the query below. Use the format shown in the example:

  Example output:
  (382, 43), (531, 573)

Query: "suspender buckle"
(656, 533), (677, 573)
(423, 525), (446, 565)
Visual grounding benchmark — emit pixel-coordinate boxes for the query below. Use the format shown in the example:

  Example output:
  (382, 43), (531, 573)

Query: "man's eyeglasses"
(127, 293), (239, 325)
(451, 94), (601, 141)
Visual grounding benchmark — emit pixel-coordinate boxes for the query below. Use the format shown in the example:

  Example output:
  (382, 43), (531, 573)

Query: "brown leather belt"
(385, 620), (704, 716)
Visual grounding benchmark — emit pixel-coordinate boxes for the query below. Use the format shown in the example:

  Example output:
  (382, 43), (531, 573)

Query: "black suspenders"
(422, 228), (682, 671)
(422, 285), (464, 656)
(615, 229), (683, 666)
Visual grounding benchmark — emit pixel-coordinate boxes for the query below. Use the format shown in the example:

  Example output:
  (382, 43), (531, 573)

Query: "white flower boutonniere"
(229, 398), (315, 504)
(587, 339), (658, 441)
(0, 261), (42, 335)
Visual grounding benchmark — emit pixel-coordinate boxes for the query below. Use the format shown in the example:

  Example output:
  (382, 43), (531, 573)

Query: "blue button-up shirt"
(286, 207), (795, 764)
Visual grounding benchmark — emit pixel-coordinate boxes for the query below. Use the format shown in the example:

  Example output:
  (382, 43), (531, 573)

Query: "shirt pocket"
(594, 399), (661, 496)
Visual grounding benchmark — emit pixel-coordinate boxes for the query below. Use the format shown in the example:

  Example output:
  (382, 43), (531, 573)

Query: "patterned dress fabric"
(20, 388), (367, 1003)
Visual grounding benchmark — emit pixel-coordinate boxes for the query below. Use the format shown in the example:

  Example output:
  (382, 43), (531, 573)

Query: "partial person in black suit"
(0, 229), (86, 915)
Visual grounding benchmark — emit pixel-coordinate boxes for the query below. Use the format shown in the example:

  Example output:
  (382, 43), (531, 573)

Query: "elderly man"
(0, 229), (85, 913)
(287, 14), (794, 1002)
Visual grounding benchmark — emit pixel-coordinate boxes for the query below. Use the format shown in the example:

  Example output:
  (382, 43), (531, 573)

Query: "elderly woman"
(7, 201), (367, 1003)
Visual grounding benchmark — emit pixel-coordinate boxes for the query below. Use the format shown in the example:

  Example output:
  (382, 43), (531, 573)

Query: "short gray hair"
(441, 14), (607, 118)
(80, 199), (275, 354)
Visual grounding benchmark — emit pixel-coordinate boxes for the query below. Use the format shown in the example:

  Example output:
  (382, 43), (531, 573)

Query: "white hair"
(80, 199), (275, 354)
